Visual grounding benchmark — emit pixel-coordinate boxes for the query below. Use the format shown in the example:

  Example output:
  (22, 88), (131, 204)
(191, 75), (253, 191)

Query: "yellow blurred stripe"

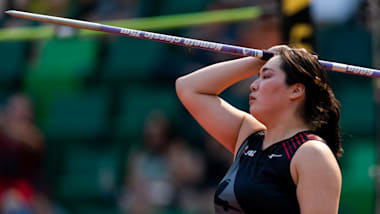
(0, 6), (262, 41)
(282, 0), (310, 16)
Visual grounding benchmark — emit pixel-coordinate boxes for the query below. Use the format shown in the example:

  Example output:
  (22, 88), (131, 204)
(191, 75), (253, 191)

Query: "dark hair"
(278, 49), (343, 158)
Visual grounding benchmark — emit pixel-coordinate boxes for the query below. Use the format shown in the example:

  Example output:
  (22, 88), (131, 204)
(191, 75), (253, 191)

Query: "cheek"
(260, 80), (287, 99)
(251, 80), (291, 114)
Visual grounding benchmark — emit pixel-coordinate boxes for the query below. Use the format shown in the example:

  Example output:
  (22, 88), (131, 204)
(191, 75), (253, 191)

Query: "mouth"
(249, 94), (256, 104)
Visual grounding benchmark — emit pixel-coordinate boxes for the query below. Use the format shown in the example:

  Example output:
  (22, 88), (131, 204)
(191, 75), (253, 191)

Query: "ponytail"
(315, 93), (343, 158)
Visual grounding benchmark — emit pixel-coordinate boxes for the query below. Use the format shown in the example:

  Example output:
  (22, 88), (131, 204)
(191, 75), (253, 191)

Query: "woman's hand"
(267, 45), (291, 54)
(267, 45), (318, 59)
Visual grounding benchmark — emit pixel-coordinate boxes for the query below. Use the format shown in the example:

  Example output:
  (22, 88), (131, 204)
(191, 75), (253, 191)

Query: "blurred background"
(0, 0), (378, 213)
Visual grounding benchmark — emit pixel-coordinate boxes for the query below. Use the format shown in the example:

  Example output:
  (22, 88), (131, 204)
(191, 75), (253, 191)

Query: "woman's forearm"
(176, 57), (264, 95)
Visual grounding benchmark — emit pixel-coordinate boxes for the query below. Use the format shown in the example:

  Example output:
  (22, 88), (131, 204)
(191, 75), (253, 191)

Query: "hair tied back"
(314, 76), (329, 91)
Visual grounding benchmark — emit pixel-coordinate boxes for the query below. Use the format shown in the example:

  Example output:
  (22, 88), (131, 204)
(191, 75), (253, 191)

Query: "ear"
(289, 83), (305, 100)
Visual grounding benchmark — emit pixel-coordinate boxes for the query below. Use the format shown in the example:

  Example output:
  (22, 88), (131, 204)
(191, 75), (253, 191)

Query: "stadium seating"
(0, 91), (11, 107)
(113, 85), (180, 140)
(42, 89), (110, 141)
(24, 38), (99, 120)
(102, 37), (167, 83)
(316, 22), (375, 136)
(334, 78), (376, 136)
(25, 38), (99, 91)
(0, 41), (27, 89)
(339, 138), (376, 214)
(56, 144), (121, 204)
(158, 0), (211, 15)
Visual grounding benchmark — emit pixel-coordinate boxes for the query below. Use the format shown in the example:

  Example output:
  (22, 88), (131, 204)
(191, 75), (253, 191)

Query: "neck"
(262, 114), (311, 150)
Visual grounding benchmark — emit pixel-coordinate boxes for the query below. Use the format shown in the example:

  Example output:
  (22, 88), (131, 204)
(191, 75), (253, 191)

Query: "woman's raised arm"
(175, 57), (266, 154)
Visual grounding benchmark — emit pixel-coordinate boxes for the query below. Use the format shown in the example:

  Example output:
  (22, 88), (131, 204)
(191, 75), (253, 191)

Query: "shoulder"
(297, 140), (332, 155)
(292, 141), (342, 213)
(304, 133), (325, 142)
(293, 140), (337, 167)
(291, 140), (341, 184)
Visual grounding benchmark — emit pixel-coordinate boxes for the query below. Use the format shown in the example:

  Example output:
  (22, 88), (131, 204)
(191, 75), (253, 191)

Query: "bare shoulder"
(296, 140), (334, 158)
(293, 140), (342, 213)
(292, 140), (341, 182)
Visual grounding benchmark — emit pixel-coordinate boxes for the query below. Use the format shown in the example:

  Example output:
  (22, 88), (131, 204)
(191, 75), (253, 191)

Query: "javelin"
(5, 10), (380, 78)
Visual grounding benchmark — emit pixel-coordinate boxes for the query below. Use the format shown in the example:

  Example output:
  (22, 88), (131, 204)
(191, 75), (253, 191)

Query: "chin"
(249, 106), (255, 116)
(249, 107), (267, 124)
(249, 107), (260, 118)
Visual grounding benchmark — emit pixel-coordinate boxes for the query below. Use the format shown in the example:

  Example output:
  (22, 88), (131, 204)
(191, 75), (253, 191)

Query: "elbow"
(175, 76), (189, 101)
(175, 76), (184, 90)
(175, 76), (184, 96)
(175, 76), (197, 105)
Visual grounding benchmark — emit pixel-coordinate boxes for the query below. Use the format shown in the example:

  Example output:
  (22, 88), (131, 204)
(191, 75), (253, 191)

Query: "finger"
(268, 45), (291, 53)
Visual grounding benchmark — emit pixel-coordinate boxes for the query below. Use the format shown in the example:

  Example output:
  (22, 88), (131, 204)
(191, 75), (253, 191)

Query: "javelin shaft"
(5, 10), (380, 78)
(5, 10), (273, 59)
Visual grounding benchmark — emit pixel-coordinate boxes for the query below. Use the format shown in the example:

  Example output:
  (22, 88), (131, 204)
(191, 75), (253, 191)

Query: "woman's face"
(249, 56), (294, 123)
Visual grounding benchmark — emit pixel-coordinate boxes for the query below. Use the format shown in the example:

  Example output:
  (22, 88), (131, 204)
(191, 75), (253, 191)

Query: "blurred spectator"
(167, 137), (210, 214)
(0, 93), (44, 214)
(119, 110), (220, 214)
(119, 110), (175, 214)
(166, 135), (232, 214)
(168, 137), (204, 190)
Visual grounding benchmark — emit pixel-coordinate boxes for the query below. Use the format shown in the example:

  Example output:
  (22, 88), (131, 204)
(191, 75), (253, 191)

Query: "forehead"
(264, 55), (282, 69)
(259, 56), (283, 75)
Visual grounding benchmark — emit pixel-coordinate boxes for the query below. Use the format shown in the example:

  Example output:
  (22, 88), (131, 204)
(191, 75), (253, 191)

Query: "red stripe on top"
(294, 135), (301, 145)
(286, 141), (293, 154)
(242, 145), (249, 154)
(305, 133), (325, 142)
(299, 133), (306, 142)
(282, 142), (291, 159)
(291, 138), (297, 149)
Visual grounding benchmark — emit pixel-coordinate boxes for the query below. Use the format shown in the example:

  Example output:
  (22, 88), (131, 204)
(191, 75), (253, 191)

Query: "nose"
(250, 79), (259, 92)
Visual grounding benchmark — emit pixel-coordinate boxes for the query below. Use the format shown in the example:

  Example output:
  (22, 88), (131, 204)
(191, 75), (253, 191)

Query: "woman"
(175, 45), (342, 214)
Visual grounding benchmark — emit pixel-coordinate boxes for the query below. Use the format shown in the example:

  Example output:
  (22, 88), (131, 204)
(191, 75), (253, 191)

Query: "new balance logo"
(244, 150), (256, 157)
(268, 154), (282, 159)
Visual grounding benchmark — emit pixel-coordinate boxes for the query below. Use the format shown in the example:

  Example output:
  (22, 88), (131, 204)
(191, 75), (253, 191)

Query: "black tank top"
(214, 130), (323, 214)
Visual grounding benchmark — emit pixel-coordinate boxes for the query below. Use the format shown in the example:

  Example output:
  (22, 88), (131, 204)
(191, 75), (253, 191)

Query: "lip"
(249, 94), (256, 105)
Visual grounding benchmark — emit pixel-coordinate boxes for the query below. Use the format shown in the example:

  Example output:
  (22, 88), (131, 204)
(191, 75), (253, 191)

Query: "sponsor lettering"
(347, 66), (374, 76)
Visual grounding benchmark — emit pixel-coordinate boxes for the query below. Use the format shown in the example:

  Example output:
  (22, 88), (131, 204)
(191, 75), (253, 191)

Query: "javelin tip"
(5, 10), (19, 16)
